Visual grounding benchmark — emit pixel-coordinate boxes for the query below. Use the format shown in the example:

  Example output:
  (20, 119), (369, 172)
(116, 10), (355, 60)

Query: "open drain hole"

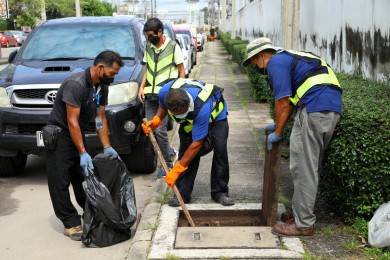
(177, 209), (265, 227)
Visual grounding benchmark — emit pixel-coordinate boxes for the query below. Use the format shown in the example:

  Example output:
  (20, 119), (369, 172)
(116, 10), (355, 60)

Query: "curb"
(127, 179), (166, 259)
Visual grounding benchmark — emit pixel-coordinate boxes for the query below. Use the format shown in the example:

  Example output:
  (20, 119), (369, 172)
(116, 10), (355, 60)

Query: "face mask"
(175, 110), (189, 119)
(148, 34), (160, 45)
(99, 68), (114, 86)
(173, 91), (194, 119)
(257, 66), (268, 75)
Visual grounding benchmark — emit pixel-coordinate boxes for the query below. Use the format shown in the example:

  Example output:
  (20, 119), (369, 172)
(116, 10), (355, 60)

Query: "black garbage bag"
(81, 153), (137, 248)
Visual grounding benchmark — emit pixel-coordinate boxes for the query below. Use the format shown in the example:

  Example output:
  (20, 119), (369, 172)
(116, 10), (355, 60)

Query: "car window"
(174, 30), (191, 38)
(21, 25), (136, 60)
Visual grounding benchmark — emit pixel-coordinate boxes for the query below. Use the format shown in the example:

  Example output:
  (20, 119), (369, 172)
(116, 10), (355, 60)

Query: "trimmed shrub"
(232, 43), (248, 72)
(217, 31), (390, 222)
(322, 73), (390, 222)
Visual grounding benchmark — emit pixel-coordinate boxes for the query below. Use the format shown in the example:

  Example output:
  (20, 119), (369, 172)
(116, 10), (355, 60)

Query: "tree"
(8, 0), (41, 29)
(81, 0), (116, 16)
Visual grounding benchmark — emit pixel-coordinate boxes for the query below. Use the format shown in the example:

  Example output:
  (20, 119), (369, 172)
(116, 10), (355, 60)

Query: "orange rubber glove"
(141, 116), (162, 136)
(164, 161), (188, 188)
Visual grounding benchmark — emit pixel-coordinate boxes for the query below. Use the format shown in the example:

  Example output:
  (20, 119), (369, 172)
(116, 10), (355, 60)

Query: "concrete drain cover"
(175, 226), (279, 249)
(148, 204), (305, 259)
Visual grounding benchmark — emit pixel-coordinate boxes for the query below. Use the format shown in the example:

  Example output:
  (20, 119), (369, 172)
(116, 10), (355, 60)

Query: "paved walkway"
(127, 40), (296, 259)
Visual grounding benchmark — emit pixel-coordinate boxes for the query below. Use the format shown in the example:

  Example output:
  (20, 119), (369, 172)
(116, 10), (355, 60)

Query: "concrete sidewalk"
(127, 41), (298, 259)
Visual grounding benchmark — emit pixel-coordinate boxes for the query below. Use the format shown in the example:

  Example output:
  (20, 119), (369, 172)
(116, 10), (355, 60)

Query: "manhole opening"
(178, 209), (265, 227)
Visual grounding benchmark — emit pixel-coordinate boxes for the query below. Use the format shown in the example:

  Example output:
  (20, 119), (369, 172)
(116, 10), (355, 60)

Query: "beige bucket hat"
(242, 37), (277, 67)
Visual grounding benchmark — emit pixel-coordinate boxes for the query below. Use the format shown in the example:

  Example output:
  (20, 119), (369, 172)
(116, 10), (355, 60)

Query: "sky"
(155, 0), (208, 20)
(112, 0), (209, 20)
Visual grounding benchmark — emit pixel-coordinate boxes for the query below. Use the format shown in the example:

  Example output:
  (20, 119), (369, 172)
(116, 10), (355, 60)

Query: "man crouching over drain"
(142, 78), (235, 207)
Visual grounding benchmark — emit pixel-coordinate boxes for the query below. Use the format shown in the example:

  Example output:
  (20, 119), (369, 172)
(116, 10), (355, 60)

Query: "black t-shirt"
(47, 68), (108, 131)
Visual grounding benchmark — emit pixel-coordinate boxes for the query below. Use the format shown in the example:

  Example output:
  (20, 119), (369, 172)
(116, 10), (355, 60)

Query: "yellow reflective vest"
(278, 50), (341, 106)
(167, 79), (225, 133)
(144, 40), (178, 96)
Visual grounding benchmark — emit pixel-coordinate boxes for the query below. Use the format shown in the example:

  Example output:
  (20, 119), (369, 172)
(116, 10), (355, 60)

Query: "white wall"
(223, 0), (390, 80)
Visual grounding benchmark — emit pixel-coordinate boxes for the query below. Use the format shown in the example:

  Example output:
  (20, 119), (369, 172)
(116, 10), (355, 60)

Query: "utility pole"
(231, 0), (236, 39)
(221, 0), (226, 33)
(40, 0), (46, 21)
(132, 0), (135, 15)
(75, 0), (81, 17)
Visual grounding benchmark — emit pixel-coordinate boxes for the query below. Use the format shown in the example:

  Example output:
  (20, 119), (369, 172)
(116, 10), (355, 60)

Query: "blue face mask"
(175, 110), (189, 119)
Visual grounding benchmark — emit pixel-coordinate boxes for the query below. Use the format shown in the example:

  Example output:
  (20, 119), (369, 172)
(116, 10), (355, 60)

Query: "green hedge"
(322, 74), (390, 221)
(218, 31), (390, 222)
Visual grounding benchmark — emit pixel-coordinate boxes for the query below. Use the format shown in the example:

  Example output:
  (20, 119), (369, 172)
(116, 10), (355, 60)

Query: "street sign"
(0, 0), (9, 19)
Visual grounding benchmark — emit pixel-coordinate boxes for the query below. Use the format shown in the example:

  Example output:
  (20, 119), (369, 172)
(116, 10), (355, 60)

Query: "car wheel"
(121, 138), (157, 174)
(0, 153), (28, 176)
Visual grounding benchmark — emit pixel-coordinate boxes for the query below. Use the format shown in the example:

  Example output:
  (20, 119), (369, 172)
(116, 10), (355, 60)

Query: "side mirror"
(8, 49), (18, 63)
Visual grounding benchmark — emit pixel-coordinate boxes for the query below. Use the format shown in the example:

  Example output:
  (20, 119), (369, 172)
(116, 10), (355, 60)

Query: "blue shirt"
(267, 51), (342, 114)
(159, 81), (228, 141)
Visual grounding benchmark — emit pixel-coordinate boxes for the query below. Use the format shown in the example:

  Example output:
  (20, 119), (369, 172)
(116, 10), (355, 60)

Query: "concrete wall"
(223, 0), (390, 80)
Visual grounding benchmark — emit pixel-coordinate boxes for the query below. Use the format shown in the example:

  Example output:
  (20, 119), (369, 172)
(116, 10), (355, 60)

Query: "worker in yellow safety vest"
(243, 37), (342, 237)
(142, 78), (234, 207)
(138, 18), (185, 176)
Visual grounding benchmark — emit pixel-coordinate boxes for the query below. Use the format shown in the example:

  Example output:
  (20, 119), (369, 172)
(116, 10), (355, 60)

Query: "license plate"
(36, 131), (45, 147)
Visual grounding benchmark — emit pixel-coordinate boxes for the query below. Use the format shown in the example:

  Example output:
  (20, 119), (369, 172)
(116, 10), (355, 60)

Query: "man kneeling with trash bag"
(82, 153), (137, 248)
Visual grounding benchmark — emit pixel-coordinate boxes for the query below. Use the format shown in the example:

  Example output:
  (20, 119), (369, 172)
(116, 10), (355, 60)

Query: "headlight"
(0, 88), (11, 108)
(108, 82), (138, 105)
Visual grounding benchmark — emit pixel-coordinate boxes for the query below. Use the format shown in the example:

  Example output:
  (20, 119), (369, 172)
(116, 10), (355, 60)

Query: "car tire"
(0, 153), (28, 176)
(122, 138), (157, 174)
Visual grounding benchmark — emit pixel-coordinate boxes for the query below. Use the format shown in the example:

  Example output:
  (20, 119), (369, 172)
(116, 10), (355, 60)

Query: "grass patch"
(141, 221), (159, 231)
(157, 189), (173, 204)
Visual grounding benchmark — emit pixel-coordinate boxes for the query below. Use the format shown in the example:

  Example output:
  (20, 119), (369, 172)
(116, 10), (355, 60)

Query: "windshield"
(174, 30), (191, 38)
(22, 25), (136, 60)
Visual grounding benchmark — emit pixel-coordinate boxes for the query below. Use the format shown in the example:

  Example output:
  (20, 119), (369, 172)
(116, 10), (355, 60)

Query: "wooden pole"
(262, 130), (281, 226)
(143, 119), (195, 227)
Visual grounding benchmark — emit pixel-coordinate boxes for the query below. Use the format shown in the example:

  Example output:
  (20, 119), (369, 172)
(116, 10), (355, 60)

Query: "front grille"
(10, 88), (58, 109)
(13, 89), (53, 99)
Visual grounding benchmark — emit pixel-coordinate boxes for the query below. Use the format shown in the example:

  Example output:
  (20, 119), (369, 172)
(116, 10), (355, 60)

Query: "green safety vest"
(278, 50), (341, 106)
(144, 40), (178, 95)
(167, 78), (225, 133)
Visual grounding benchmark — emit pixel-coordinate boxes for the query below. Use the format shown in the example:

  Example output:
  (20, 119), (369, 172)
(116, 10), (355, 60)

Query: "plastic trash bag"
(368, 201), (390, 248)
(81, 153), (137, 248)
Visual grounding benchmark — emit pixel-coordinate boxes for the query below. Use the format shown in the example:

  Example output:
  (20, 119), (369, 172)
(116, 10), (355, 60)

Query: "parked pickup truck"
(0, 16), (157, 176)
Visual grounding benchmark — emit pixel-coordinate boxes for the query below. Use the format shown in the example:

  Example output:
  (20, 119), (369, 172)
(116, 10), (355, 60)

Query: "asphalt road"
(0, 46), (166, 259)
(0, 46), (19, 62)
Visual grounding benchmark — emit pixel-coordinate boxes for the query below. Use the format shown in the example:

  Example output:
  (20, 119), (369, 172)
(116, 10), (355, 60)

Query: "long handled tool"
(143, 119), (195, 227)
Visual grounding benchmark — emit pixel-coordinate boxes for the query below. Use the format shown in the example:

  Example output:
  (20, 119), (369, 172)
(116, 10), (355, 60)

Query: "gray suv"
(0, 16), (157, 176)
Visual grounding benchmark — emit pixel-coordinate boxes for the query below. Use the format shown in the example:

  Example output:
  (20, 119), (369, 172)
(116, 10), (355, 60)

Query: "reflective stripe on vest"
(144, 40), (178, 95)
(279, 50), (341, 106)
(168, 79), (225, 133)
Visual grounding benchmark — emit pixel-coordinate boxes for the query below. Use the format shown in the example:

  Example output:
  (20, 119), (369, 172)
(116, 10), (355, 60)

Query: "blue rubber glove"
(80, 152), (93, 176)
(264, 123), (276, 133)
(104, 146), (119, 159)
(267, 133), (283, 151)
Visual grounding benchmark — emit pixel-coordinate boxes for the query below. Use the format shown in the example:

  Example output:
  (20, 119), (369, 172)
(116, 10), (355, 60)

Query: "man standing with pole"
(242, 37), (342, 236)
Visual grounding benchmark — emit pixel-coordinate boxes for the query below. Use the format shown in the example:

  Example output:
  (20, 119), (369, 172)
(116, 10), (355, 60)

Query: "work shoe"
(157, 170), (166, 177)
(170, 149), (179, 164)
(281, 211), (295, 224)
(64, 225), (83, 241)
(168, 196), (190, 207)
(271, 223), (315, 237)
(214, 195), (235, 206)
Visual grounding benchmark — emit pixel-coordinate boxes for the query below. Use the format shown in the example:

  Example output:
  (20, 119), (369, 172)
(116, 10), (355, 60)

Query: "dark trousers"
(176, 119), (230, 202)
(46, 133), (86, 228)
